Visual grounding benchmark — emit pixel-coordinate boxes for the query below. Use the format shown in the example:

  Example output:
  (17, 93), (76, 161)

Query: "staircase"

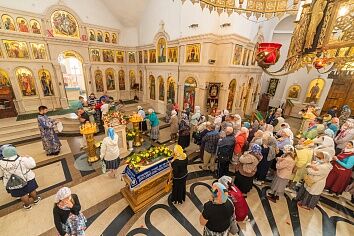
(0, 102), (154, 145)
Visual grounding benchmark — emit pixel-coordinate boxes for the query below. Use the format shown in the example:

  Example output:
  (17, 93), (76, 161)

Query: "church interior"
(0, 0), (353, 235)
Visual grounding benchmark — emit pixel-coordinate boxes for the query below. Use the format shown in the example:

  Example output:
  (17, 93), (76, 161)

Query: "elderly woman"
(100, 128), (120, 178)
(231, 114), (242, 132)
(200, 182), (234, 236)
(53, 187), (86, 236)
(327, 117), (340, 135)
(250, 130), (264, 146)
(171, 145), (188, 204)
(295, 151), (333, 210)
(234, 127), (249, 157)
(303, 117), (325, 140)
(234, 144), (263, 196)
(313, 128), (335, 158)
(178, 112), (191, 149)
(276, 128), (293, 151)
(339, 105), (352, 126)
(335, 119), (354, 154)
(146, 109), (160, 142)
(170, 110), (179, 142)
(325, 141), (354, 196)
(137, 106), (147, 134)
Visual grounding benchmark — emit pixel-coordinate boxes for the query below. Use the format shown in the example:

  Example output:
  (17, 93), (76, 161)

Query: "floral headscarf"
(181, 112), (190, 126)
(250, 144), (262, 157)
(211, 182), (228, 204)
(55, 187), (71, 203)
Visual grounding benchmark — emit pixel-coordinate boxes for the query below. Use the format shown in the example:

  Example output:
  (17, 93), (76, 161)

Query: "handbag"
(303, 173), (315, 187)
(101, 160), (106, 174)
(227, 198), (239, 235)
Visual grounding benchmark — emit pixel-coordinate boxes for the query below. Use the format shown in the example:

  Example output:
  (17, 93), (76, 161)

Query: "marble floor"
(0, 116), (353, 236)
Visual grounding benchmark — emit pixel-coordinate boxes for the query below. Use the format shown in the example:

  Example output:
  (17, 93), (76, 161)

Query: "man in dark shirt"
(199, 124), (219, 172)
(216, 127), (235, 178)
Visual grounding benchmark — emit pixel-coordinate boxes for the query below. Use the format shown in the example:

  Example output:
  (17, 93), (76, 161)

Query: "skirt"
(255, 157), (272, 181)
(178, 135), (190, 149)
(62, 212), (87, 236)
(271, 175), (289, 196)
(203, 227), (229, 236)
(104, 158), (120, 170)
(325, 163), (352, 194)
(7, 178), (38, 198)
(150, 126), (159, 140)
(296, 184), (320, 209)
(139, 120), (148, 132)
(171, 175), (187, 204)
(234, 171), (253, 194)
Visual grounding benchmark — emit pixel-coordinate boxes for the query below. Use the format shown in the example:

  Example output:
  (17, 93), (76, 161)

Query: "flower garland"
(102, 111), (128, 126)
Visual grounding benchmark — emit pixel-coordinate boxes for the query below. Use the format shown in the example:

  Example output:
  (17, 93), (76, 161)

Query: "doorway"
(58, 51), (86, 105)
(322, 79), (354, 114)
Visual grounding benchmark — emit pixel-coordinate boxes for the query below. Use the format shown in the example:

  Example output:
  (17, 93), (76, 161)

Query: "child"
(267, 145), (295, 202)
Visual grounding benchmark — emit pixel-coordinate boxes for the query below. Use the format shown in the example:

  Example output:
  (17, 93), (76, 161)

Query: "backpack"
(1, 157), (28, 190)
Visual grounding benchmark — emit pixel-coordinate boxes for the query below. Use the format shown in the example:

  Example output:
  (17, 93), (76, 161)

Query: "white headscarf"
(55, 187), (71, 203)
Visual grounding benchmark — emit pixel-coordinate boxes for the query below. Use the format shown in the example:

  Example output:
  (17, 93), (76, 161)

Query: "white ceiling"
(101, 0), (151, 27)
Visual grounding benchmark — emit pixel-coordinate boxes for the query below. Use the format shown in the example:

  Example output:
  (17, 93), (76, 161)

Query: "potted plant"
(126, 130), (136, 151)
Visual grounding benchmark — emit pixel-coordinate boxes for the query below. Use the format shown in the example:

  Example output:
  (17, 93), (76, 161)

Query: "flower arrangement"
(103, 111), (128, 126)
(126, 129), (136, 141)
(126, 145), (173, 171)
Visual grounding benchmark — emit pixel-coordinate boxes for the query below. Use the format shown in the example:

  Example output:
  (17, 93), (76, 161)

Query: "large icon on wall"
(158, 76), (165, 101)
(116, 51), (124, 63)
(3, 40), (30, 59)
(227, 79), (237, 111)
(30, 19), (41, 34)
(266, 78), (280, 97)
(105, 68), (115, 90)
(129, 70), (136, 89)
(51, 10), (79, 38)
(97, 31), (103, 42)
(38, 69), (54, 96)
(30, 43), (47, 60)
(118, 70), (125, 90)
(186, 44), (200, 63)
(232, 45), (243, 65)
(305, 78), (325, 104)
(104, 32), (110, 43)
(207, 83), (221, 109)
(0, 69), (11, 87)
(94, 70), (104, 92)
(157, 38), (167, 63)
(287, 85), (301, 100)
(16, 67), (36, 96)
(2, 15), (16, 31)
(102, 49), (114, 62)
(90, 49), (101, 62)
(128, 51), (136, 63)
(149, 75), (156, 100)
(17, 17), (29, 32)
(183, 77), (197, 112)
(167, 77), (176, 103)
(149, 49), (156, 63)
(167, 47), (178, 63)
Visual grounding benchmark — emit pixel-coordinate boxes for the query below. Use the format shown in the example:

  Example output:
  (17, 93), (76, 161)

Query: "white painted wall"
(0, 0), (138, 46)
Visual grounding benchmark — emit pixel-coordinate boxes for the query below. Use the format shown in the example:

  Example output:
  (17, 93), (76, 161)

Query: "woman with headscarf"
(254, 135), (277, 186)
(170, 110), (178, 142)
(53, 187), (86, 236)
(339, 105), (352, 127)
(263, 124), (274, 137)
(231, 114), (242, 132)
(324, 141), (354, 196)
(276, 128), (293, 151)
(313, 128), (335, 158)
(296, 151), (332, 210)
(137, 106), (147, 134)
(100, 127), (120, 178)
(250, 130), (264, 146)
(218, 176), (248, 222)
(233, 127), (249, 157)
(267, 145), (295, 203)
(178, 112), (191, 149)
(146, 109), (160, 142)
(334, 119), (354, 154)
(171, 145), (188, 204)
(303, 117), (325, 140)
(190, 106), (201, 130)
(327, 117), (340, 135)
(234, 144), (263, 196)
(200, 182), (234, 236)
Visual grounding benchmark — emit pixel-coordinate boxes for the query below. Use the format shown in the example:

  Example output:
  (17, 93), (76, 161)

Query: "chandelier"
(181, 0), (298, 19)
(256, 0), (354, 76)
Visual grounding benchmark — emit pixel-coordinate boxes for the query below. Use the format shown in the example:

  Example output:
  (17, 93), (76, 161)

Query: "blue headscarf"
(250, 143), (262, 156)
(243, 122), (251, 129)
(107, 127), (115, 140)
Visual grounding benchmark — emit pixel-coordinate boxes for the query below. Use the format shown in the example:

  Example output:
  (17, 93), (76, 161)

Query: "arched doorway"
(184, 77), (197, 112)
(167, 76), (176, 103)
(58, 51), (86, 102)
(149, 75), (156, 100)
(243, 77), (254, 114)
(227, 79), (237, 111)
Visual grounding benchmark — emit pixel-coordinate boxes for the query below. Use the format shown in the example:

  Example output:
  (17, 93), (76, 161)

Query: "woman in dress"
(53, 187), (86, 236)
(170, 110), (178, 142)
(171, 145), (188, 204)
(0, 146), (40, 210)
(37, 106), (61, 156)
(100, 128), (120, 178)
(267, 145), (295, 202)
(295, 151), (332, 210)
(200, 182), (234, 236)
(178, 112), (191, 149)
(137, 106), (147, 134)
(334, 119), (354, 154)
(324, 141), (354, 196)
(234, 144), (262, 196)
(146, 109), (160, 142)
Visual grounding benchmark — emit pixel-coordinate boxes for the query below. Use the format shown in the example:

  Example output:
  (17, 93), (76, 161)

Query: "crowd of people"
(165, 104), (353, 236)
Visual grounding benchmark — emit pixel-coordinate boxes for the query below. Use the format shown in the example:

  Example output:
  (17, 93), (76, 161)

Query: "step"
(0, 130), (41, 145)
(0, 125), (39, 136)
